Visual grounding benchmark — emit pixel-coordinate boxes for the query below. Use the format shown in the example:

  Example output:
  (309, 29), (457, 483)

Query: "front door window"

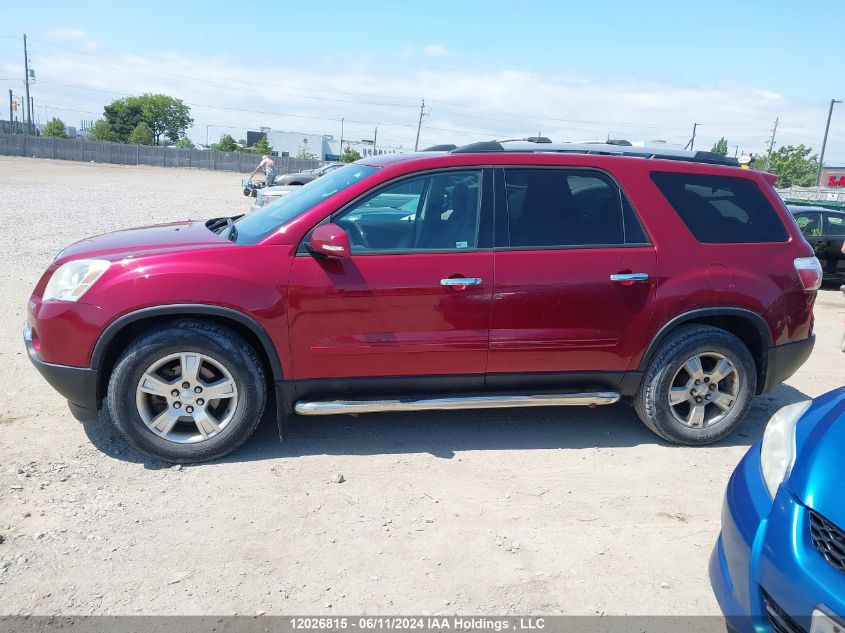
(334, 170), (483, 252)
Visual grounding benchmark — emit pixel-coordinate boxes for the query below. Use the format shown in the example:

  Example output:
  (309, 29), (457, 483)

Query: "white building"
(251, 129), (409, 161)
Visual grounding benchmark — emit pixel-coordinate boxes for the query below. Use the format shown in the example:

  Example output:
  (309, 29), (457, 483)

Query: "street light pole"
(816, 98), (841, 187)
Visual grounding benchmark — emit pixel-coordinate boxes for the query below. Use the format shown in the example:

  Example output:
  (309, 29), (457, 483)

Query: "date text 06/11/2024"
(289, 617), (547, 631)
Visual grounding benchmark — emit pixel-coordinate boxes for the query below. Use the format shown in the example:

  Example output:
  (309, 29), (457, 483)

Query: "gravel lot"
(0, 156), (842, 616)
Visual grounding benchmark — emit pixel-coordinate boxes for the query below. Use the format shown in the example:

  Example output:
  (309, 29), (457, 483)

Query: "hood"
(56, 220), (233, 262)
(788, 387), (845, 527)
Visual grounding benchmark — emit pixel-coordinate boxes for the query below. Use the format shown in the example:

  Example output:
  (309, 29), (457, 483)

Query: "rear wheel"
(107, 320), (266, 463)
(634, 325), (756, 445)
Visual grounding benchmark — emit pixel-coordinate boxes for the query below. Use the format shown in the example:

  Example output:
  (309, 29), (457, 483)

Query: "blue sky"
(2, 0), (844, 161)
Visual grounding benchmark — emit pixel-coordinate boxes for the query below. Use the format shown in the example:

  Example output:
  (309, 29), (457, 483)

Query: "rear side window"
(650, 172), (787, 243)
(503, 168), (648, 248)
(827, 214), (845, 237)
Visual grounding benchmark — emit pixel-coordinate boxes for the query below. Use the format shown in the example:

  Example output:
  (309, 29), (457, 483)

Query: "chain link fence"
(777, 186), (845, 203)
(0, 133), (322, 174)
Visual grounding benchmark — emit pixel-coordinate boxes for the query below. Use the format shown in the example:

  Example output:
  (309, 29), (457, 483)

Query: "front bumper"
(709, 442), (845, 632)
(24, 321), (99, 422)
(762, 335), (815, 393)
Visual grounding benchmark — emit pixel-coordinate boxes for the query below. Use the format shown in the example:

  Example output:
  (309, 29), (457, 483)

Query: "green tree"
(297, 146), (316, 160)
(753, 144), (819, 188)
(175, 136), (194, 149)
(252, 135), (272, 155)
(103, 94), (192, 145)
(340, 145), (361, 163)
(138, 93), (193, 145)
(128, 121), (154, 145)
(103, 99), (144, 142)
(42, 117), (69, 138)
(86, 119), (118, 142)
(214, 134), (238, 152)
(711, 137), (728, 156)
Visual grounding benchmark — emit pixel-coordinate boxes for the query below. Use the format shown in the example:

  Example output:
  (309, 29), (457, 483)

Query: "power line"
(26, 39), (775, 135)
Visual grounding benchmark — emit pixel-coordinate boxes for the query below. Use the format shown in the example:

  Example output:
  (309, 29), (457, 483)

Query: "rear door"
(287, 168), (494, 389)
(824, 212), (845, 278)
(487, 167), (657, 387)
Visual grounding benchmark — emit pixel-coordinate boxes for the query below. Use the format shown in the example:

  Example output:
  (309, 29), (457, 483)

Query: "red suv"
(24, 140), (821, 462)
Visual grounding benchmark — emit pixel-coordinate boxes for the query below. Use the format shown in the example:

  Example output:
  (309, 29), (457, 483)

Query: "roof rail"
(449, 139), (740, 167)
(421, 144), (458, 152)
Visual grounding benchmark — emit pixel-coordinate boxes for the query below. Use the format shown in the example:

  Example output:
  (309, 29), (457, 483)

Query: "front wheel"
(634, 325), (756, 445)
(107, 320), (266, 463)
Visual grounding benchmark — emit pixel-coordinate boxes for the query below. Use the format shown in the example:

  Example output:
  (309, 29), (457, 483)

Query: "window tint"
(827, 214), (845, 237)
(503, 169), (646, 248)
(335, 170), (482, 252)
(651, 172), (788, 243)
(793, 212), (823, 237)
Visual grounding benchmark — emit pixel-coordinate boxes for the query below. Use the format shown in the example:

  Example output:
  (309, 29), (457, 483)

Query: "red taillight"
(794, 257), (822, 291)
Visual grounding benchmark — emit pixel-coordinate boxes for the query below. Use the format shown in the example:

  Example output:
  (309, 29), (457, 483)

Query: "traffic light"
(11, 99), (18, 112)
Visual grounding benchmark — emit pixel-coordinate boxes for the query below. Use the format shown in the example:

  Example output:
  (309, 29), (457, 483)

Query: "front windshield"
(234, 163), (379, 244)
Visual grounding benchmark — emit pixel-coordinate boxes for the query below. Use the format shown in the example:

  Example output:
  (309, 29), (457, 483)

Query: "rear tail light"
(794, 257), (822, 291)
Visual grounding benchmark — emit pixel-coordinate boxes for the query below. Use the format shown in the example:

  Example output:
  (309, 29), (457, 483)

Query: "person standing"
(251, 155), (277, 187)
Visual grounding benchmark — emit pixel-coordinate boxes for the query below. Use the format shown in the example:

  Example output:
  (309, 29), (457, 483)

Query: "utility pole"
(8, 90), (12, 135)
(339, 117), (344, 157)
(414, 99), (428, 152)
(373, 125), (378, 155)
(762, 117), (779, 171)
(816, 98), (841, 187)
(23, 34), (33, 134)
(684, 123), (698, 150)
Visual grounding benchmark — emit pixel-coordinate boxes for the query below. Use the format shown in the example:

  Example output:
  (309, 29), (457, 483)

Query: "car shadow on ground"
(83, 382), (810, 468)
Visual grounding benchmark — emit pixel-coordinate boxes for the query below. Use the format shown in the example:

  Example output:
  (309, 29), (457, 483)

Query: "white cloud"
(422, 44), (450, 58)
(9, 44), (843, 162)
(46, 28), (88, 40)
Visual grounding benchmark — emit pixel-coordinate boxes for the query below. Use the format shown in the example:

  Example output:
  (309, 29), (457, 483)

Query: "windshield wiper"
(223, 218), (239, 243)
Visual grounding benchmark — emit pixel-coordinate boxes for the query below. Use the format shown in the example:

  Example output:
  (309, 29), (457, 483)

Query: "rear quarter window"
(650, 172), (788, 243)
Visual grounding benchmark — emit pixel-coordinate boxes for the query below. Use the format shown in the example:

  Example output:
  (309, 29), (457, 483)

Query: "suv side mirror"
(307, 223), (351, 258)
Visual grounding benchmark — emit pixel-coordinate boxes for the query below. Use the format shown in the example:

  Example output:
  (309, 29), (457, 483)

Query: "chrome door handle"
(440, 277), (483, 287)
(610, 272), (649, 282)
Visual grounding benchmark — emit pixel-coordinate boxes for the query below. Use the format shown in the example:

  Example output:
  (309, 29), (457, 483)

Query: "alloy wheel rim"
(667, 352), (740, 429)
(135, 352), (238, 444)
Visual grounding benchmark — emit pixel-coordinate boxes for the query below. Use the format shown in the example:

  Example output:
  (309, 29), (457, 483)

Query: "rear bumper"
(24, 321), (98, 421)
(762, 335), (815, 393)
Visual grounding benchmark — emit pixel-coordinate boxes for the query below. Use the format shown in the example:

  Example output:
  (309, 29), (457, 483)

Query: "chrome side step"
(294, 391), (620, 416)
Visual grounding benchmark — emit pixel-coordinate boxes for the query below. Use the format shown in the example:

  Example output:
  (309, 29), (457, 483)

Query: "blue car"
(710, 387), (845, 633)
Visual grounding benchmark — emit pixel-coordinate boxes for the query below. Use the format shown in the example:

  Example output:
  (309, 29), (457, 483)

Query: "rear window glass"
(650, 172), (787, 243)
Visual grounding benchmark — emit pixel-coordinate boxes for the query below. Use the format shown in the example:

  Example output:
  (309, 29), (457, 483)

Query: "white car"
(249, 185), (299, 213)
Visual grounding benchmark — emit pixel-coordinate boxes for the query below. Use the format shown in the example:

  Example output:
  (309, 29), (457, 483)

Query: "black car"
(788, 203), (845, 281)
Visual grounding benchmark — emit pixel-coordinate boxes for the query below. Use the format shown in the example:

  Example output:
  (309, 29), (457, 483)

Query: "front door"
(487, 167), (658, 387)
(288, 168), (494, 394)
(793, 211), (827, 273)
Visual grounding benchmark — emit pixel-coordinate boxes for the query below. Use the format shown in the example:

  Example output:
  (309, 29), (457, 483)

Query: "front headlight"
(43, 259), (111, 302)
(760, 400), (812, 498)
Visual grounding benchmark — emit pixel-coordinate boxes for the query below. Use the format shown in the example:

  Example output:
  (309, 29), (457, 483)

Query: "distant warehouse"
(246, 129), (408, 161)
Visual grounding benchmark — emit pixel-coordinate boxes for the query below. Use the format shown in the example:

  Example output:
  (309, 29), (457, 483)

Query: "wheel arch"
(91, 304), (284, 405)
(638, 308), (772, 394)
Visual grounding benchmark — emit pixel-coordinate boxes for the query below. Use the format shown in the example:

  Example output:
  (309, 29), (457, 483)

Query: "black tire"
(107, 320), (266, 463)
(634, 325), (756, 445)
